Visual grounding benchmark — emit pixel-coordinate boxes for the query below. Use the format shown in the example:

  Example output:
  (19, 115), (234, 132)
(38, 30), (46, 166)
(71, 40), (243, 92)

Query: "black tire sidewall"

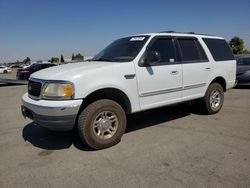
(78, 100), (126, 149)
(205, 83), (224, 114)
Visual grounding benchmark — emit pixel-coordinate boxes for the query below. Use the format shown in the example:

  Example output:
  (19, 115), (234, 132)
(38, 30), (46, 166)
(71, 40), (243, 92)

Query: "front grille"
(28, 80), (42, 97)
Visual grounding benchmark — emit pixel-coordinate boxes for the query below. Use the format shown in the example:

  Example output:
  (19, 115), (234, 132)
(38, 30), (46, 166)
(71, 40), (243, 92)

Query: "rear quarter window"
(202, 38), (235, 61)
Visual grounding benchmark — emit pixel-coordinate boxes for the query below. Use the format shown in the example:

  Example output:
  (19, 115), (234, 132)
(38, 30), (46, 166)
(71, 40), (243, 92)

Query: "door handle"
(205, 67), (211, 71)
(171, 70), (179, 75)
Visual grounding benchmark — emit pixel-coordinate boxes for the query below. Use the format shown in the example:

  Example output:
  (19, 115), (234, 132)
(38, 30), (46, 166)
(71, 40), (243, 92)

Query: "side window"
(33, 65), (40, 70)
(177, 38), (206, 61)
(202, 38), (235, 61)
(238, 57), (250, 65)
(41, 64), (51, 69)
(196, 41), (208, 60)
(148, 38), (175, 63)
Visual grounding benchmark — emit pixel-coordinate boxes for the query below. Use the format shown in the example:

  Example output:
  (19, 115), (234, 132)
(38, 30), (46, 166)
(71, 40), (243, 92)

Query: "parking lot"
(0, 84), (250, 187)
(0, 68), (17, 80)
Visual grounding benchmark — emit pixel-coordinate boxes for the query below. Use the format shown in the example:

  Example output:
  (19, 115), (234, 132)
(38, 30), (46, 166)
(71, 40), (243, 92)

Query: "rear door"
(176, 37), (211, 101)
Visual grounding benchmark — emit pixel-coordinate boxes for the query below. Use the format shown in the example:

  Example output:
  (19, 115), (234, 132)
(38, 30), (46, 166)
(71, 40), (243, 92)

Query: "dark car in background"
(16, 63), (57, 80)
(236, 55), (250, 85)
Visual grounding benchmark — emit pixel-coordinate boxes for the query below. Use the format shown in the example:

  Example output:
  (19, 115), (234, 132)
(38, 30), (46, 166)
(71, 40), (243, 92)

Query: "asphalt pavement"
(0, 85), (250, 188)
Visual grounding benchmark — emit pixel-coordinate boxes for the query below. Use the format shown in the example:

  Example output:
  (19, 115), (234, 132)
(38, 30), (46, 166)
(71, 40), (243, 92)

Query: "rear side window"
(41, 64), (47, 68)
(148, 38), (175, 63)
(41, 64), (54, 68)
(203, 38), (234, 61)
(28, 65), (40, 71)
(177, 38), (207, 62)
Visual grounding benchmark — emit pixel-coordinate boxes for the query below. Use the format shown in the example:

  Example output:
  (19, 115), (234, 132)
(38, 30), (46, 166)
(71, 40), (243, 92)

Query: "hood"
(30, 61), (125, 81)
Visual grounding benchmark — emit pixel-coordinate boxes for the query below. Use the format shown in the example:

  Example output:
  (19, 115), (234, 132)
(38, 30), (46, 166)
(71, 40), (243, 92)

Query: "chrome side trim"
(183, 83), (206, 90)
(139, 83), (206, 97)
(140, 87), (183, 97)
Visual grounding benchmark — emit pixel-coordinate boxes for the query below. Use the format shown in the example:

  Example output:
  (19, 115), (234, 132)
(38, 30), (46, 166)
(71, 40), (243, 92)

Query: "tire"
(77, 99), (127, 149)
(200, 83), (224, 114)
(3, 70), (7, 74)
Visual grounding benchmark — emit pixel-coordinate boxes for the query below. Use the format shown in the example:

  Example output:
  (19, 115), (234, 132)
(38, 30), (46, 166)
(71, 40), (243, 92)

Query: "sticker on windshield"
(130, 37), (145, 41)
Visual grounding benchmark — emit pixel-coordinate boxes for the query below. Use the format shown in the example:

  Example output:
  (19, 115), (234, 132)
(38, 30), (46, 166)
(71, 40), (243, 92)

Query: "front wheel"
(3, 70), (7, 74)
(77, 99), (127, 149)
(200, 83), (224, 114)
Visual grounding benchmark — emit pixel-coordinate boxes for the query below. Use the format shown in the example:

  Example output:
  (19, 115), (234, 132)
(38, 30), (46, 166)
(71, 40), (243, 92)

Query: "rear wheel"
(200, 83), (224, 114)
(3, 70), (7, 74)
(77, 99), (126, 149)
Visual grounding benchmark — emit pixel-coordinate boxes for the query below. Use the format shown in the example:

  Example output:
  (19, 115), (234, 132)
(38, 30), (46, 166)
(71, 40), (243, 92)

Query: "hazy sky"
(0, 0), (249, 63)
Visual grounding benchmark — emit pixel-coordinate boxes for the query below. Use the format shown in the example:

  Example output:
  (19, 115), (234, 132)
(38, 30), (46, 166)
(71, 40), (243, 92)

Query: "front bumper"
(22, 93), (82, 131)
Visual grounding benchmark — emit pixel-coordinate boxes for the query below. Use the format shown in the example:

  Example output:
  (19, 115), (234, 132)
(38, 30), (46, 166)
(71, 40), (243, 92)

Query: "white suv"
(21, 31), (236, 149)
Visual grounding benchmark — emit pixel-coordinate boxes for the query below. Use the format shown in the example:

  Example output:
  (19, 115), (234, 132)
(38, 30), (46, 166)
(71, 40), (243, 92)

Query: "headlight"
(42, 82), (74, 99)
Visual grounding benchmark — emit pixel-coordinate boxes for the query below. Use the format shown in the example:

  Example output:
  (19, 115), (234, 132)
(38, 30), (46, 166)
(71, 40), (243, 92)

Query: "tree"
(60, 54), (65, 62)
(23, 57), (31, 64)
(229, 37), (244, 54)
(51, 57), (59, 63)
(72, 53), (75, 60)
(74, 53), (84, 61)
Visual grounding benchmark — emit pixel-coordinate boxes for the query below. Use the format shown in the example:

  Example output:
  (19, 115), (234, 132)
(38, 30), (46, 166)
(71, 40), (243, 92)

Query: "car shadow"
(0, 83), (17, 87)
(22, 103), (192, 151)
(22, 123), (93, 151)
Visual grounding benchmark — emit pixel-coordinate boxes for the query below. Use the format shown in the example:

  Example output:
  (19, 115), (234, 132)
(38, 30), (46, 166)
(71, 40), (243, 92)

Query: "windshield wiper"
(93, 58), (113, 62)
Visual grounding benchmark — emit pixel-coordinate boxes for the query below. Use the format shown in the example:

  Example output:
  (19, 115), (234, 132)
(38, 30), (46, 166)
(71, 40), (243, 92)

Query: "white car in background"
(0, 66), (12, 74)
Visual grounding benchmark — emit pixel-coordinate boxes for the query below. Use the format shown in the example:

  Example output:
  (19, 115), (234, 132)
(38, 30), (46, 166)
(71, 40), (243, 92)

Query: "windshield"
(92, 36), (149, 62)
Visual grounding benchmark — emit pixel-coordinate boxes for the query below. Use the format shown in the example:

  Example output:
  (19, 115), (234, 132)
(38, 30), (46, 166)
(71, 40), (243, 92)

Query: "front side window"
(92, 36), (149, 62)
(147, 38), (175, 63)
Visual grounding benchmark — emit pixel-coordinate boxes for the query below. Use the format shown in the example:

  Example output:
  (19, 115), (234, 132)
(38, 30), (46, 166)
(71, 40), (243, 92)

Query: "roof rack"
(158, 31), (214, 36)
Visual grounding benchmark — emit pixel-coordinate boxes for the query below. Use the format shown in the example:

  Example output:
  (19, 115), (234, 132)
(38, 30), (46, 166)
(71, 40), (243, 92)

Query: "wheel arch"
(79, 88), (132, 114)
(209, 76), (226, 91)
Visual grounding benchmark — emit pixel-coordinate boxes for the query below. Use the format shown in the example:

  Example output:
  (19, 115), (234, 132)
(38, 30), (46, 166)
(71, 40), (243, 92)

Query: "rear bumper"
(22, 93), (82, 131)
(234, 80), (238, 87)
(227, 80), (238, 89)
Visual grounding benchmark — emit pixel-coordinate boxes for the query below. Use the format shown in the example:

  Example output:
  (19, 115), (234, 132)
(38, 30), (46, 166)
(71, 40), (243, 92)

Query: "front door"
(135, 37), (183, 110)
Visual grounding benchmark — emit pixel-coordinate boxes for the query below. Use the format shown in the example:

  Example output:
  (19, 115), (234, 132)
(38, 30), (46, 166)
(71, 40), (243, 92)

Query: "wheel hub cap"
(100, 119), (110, 130)
(210, 90), (221, 109)
(93, 111), (118, 140)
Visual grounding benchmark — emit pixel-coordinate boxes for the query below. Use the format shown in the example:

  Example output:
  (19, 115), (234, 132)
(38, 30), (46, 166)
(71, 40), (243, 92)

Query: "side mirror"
(143, 51), (161, 66)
